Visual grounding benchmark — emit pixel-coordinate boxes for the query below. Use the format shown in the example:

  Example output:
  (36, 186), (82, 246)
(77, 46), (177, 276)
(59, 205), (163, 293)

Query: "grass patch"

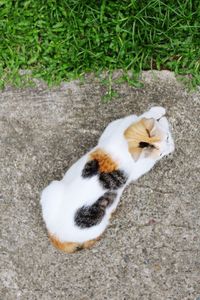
(0, 0), (200, 89)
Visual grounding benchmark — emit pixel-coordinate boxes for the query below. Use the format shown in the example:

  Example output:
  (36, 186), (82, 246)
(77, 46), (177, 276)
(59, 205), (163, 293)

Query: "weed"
(0, 0), (200, 92)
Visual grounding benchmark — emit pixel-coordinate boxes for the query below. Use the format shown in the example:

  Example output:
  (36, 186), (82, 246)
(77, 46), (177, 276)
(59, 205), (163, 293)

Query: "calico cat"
(40, 106), (174, 253)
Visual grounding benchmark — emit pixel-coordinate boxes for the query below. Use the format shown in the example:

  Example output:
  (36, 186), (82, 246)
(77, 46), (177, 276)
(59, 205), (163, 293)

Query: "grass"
(0, 0), (200, 90)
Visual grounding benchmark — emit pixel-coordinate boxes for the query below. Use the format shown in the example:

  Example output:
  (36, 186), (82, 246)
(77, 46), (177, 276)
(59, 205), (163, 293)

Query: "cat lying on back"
(41, 106), (174, 253)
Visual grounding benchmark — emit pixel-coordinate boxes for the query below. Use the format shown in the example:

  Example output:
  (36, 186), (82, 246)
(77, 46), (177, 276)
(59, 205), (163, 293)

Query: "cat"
(40, 106), (174, 253)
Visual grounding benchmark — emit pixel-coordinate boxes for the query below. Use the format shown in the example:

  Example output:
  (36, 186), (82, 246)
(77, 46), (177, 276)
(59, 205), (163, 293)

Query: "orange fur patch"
(49, 233), (100, 254)
(124, 118), (161, 160)
(124, 118), (160, 145)
(90, 148), (118, 173)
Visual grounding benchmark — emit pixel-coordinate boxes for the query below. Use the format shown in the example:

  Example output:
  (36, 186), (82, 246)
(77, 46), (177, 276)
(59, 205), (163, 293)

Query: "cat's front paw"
(148, 106), (166, 119)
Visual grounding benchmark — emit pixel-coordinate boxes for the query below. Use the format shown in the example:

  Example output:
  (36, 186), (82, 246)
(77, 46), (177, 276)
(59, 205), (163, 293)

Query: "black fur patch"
(139, 141), (150, 148)
(75, 192), (117, 228)
(76, 245), (84, 251)
(99, 170), (127, 190)
(82, 159), (99, 178)
(139, 141), (155, 149)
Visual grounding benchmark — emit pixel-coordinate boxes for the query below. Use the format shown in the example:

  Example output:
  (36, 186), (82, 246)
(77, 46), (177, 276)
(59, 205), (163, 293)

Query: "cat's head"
(124, 117), (174, 161)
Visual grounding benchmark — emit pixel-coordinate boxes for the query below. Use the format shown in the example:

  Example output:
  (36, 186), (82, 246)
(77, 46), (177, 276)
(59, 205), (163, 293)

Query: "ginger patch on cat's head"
(124, 118), (162, 161)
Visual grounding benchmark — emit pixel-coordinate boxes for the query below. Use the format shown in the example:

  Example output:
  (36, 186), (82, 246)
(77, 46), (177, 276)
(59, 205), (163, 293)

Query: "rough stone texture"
(0, 71), (200, 300)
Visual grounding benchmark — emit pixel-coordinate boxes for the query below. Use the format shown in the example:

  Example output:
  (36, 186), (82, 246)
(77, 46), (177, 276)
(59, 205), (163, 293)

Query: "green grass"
(0, 0), (200, 89)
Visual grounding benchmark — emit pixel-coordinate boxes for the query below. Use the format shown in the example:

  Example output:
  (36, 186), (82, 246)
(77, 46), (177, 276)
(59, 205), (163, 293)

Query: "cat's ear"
(129, 146), (142, 161)
(142, 118), (157, 137)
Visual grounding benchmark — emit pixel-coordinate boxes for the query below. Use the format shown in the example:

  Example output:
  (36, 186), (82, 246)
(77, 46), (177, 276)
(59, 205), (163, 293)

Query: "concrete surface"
(0, 71), (200, 300)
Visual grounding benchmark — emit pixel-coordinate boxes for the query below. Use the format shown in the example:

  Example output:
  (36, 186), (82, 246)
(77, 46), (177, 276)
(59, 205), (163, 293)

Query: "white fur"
(40, 106), (174, 243)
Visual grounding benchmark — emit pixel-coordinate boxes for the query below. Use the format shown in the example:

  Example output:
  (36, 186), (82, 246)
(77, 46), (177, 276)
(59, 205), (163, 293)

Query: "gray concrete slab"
(0, 71), (200, 300)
